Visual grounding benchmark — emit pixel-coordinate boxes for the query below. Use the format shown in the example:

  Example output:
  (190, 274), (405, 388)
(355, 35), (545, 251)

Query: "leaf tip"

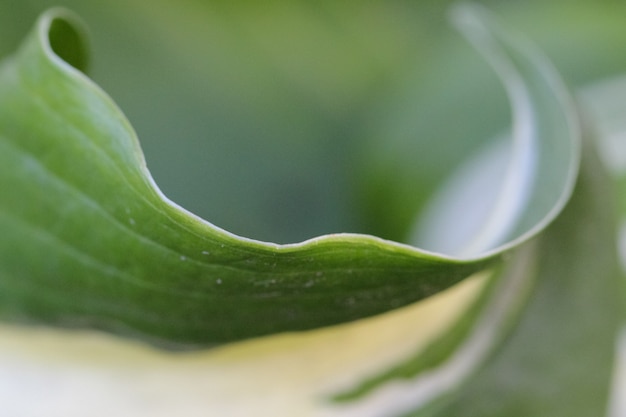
(38, 8), (90, 74)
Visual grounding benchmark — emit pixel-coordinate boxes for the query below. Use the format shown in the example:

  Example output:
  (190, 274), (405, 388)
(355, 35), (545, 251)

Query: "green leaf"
(579, 70), (626, 417)
(0, 3), (604, 417)
(0, 10), (484, 348)
(0, 4), (577, 349)
(435, 132), (623, 417)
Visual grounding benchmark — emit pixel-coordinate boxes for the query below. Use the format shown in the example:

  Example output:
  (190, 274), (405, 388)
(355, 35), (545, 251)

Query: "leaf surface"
(436, 134), (623, 417)
(0, 3), (597, 417)
(0, 5), (578, 349)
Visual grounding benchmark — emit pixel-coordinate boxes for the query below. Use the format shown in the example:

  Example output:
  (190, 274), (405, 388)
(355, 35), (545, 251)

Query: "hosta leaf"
(0, 3), (587, 417)
(0, 4), (577, 348)
(436, 135), (623, 417)
(580, 74), (626, 417)
(426, 39), (626, 417)
(0, 9), (487, 347)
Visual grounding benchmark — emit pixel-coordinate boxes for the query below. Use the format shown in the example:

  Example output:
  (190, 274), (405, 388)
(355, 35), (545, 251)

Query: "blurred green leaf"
(433, 140), (623, 417)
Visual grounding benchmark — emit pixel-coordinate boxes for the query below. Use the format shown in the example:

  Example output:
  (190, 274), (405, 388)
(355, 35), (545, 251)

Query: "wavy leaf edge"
(29, 4), (580, 263)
